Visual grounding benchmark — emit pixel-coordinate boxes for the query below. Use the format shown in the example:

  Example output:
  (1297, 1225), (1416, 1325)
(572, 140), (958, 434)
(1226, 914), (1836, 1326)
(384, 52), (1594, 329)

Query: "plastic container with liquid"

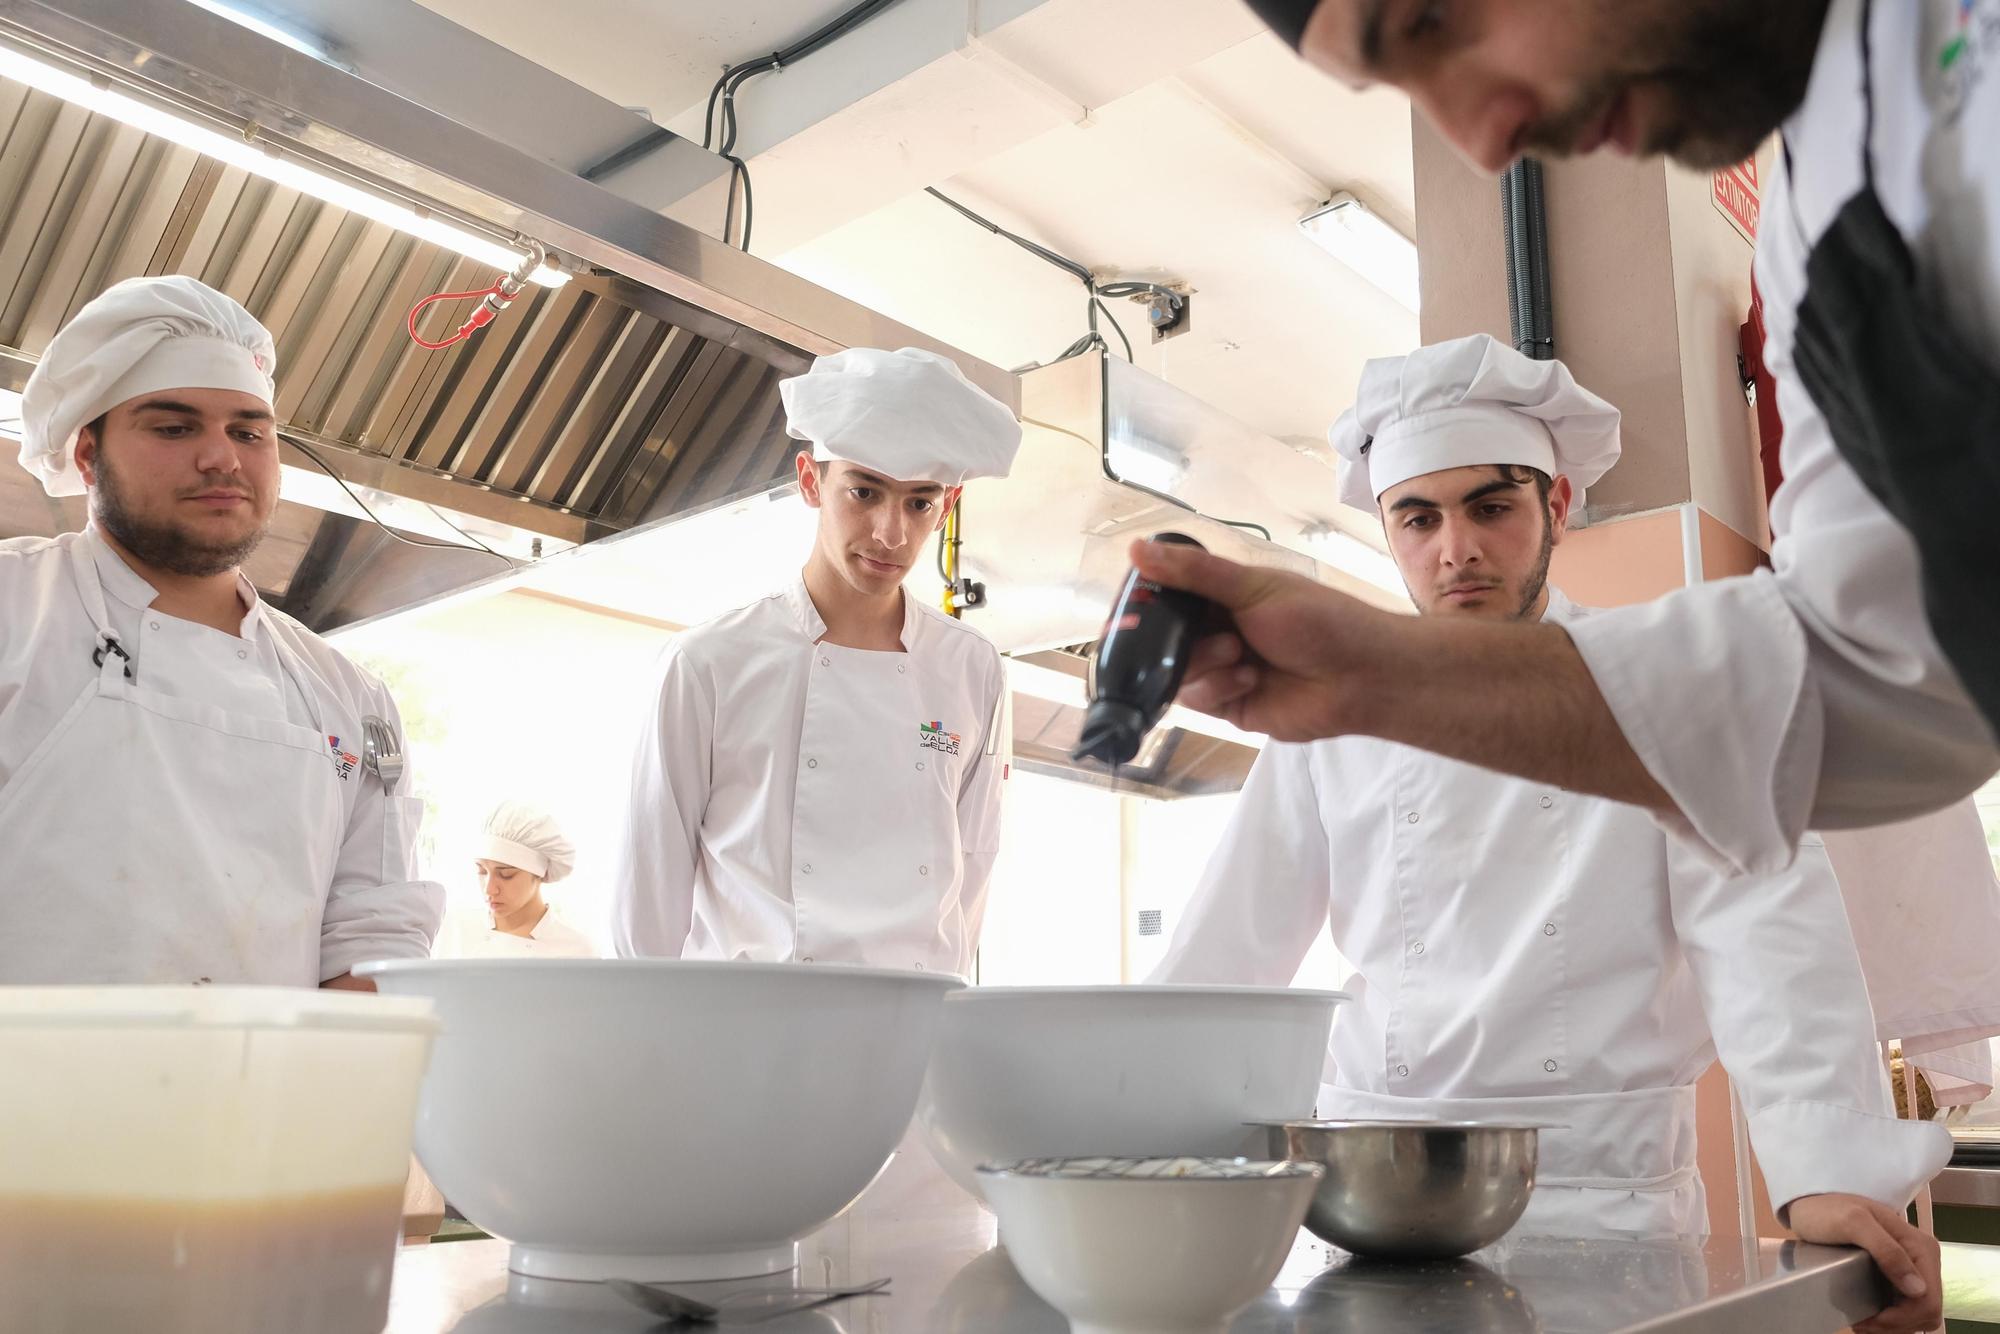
(0, 985), (438, 1334)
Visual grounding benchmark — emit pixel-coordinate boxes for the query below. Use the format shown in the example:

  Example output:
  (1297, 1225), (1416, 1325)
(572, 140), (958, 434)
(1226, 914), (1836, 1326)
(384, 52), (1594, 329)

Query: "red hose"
(407, 281), (506, 351)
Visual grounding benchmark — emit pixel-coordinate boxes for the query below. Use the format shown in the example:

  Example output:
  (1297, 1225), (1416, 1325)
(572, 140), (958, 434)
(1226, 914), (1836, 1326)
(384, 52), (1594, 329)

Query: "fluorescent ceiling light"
(1299, 192), (1419, 312)
(0, 42), (566, 286)
(0, 387), (22, 441)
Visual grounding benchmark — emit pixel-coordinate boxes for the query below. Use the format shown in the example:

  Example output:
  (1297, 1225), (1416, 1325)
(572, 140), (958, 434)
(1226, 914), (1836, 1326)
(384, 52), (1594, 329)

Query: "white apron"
(1317, 1084), (1705, 1239)
(789, 641), (966, 974)
(0, 539), (344, 985)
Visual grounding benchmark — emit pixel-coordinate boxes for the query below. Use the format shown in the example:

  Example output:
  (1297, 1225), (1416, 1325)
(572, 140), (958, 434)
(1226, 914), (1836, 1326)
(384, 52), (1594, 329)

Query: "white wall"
(975, 772), (1126, 985)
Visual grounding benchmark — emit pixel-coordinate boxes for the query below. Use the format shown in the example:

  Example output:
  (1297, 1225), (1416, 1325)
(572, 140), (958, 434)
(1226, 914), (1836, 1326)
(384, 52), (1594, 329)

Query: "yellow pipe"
(940, 504), (962, 617)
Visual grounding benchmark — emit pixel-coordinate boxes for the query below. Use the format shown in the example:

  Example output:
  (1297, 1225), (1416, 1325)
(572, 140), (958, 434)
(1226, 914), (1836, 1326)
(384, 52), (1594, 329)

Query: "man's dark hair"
(81, 412), (106, 443)
(1496, 463), (1554, 507)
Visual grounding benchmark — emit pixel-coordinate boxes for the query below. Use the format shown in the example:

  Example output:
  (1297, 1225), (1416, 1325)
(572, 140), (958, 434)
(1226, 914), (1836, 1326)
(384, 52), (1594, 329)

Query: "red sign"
(1713, 157), (1760, 245)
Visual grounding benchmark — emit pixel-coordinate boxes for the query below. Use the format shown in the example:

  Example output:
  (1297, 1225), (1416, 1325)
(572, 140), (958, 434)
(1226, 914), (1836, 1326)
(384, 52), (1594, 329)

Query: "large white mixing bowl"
(357, 959), (961, 1281)
(916, 985), (1344, 1201)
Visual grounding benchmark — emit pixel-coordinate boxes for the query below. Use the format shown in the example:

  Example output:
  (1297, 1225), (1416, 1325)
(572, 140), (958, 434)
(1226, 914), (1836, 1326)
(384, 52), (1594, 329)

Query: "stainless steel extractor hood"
(0, 0), (1403, 801)
(0, 0), (1015, 633)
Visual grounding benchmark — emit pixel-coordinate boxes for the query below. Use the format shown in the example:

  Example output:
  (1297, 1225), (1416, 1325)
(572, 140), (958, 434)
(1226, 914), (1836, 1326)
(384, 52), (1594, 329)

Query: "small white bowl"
(978, 1157), (1322, 1334)
(919, 985), (1344, 1202)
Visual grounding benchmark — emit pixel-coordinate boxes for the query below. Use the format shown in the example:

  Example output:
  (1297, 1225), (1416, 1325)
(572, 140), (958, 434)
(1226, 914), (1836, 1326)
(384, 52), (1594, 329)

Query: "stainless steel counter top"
(382, 1150), (1890, 1334)
(1935, 1164), (2000, 1208)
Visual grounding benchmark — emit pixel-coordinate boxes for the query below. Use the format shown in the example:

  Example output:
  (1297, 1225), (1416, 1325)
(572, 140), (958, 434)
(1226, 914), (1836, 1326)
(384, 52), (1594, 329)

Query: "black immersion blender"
(1072, 532), (1222, 767)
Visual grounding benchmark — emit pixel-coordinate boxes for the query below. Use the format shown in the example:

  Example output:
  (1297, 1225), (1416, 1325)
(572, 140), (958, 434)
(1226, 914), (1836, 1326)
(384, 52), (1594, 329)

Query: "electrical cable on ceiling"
(721, 154), (753, 251)
(1091, 299), (1134, 362)
(924, 187), (1187, 367)
(702, 0), (902, 153)
(685, 0), (903, 251)
(922, 186), (1093, 284)
(281, 433), (517, 565)
(407, 243), (547, 351)
(1018, 415), (1273, 543)
(580, 127), (678, 183)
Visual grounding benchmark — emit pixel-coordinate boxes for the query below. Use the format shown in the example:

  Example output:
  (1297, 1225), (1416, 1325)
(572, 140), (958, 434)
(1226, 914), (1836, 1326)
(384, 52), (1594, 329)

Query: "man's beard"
(93, 451), (267, 578)
(1522, 0), (1831, 170)
(1513, 515), (1555, 621)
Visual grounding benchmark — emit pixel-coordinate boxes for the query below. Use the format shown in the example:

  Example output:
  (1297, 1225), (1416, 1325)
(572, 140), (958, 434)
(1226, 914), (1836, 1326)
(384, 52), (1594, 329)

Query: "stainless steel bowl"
(1260, 1120), (1540, 1260)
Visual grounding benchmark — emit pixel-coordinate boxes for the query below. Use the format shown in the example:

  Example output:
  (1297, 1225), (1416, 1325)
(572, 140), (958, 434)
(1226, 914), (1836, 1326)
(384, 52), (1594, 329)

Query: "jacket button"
(1544, 1059), (1558, 1073)
(150, 620), (161, 631)
(898, 664), (907, 674)
(1409, 941), (1424, 955)
(1539, 795), (1553, 809)
(919, 865), (929, 876)
(1406, 812), (1420, 825)
(801, 864), (813, 875)
(916, 761), (925, 771)
(802, 956), (814, 963)
(1396, 1064), (1410, 1078)
(914, 962), (925, 971)
(1544, 922), (1557, 936)
(236, 649), (247, 660)
(807, 758), (818, 769)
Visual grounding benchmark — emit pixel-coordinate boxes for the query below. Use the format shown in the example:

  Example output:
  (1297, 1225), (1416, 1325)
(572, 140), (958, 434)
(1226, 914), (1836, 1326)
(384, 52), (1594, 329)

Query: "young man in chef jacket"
(1153, 335), (1949, 1330)
(1140, 0), (2000, 910)
(0, 275), (442, 987)
(611, 347), (1018, 976)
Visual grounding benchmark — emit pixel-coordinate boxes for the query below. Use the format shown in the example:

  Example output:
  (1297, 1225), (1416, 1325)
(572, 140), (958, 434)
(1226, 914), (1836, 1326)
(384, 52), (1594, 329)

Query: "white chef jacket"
(436, 905), (597, 959)
(1567, 0), (2000, 876)
(1155, 588), (1948, 1228)
(611, 576), (1008, 975)
(0, 527), (442, 983)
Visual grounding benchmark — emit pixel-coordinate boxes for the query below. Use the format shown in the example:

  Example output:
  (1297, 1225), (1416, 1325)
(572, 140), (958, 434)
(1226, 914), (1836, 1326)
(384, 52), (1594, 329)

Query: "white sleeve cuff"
(1747, 1100), (1951, 1217)
(319, 877), (446, 980)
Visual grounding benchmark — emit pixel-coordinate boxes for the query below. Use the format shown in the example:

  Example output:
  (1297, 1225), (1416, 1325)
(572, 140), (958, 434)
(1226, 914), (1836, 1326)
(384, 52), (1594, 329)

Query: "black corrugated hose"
(1500, 157), (1554, 361)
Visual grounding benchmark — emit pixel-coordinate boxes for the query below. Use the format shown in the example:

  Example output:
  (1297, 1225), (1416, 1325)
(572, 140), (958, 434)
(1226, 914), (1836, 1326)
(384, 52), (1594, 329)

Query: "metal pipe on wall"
(1500, 158), (1554, 361)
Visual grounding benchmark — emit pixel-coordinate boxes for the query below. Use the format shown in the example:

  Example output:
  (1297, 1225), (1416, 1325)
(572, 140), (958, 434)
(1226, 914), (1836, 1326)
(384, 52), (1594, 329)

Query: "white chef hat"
(1329, 334), (1621, 512)
(18, 275), (278, 497)
(477, 800), (576, 884)
(779, 346), (1021, 486)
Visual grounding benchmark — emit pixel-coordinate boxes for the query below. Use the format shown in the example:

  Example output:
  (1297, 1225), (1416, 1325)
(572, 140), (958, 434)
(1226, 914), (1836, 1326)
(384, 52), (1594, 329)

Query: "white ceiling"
(412, 0), (840, 119)
(415, 0), (1421, 458)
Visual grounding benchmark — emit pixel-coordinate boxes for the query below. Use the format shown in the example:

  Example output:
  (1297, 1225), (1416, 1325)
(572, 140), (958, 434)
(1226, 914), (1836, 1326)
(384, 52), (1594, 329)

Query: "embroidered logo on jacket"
(1939, 0), (1997, 125)
(919, 720), (962, 756)
(328, 735), (360, 781)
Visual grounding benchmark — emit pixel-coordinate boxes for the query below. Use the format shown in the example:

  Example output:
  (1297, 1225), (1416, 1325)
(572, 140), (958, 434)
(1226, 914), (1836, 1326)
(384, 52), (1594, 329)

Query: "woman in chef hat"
(437, 800), (595, 958)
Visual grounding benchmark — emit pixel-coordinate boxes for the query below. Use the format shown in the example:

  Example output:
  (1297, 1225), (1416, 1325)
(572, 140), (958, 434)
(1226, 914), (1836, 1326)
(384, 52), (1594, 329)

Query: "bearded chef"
(0, 275), (442, 988)
(611, 347), (1018, 975)
(1152, 336), (1950, 1332)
